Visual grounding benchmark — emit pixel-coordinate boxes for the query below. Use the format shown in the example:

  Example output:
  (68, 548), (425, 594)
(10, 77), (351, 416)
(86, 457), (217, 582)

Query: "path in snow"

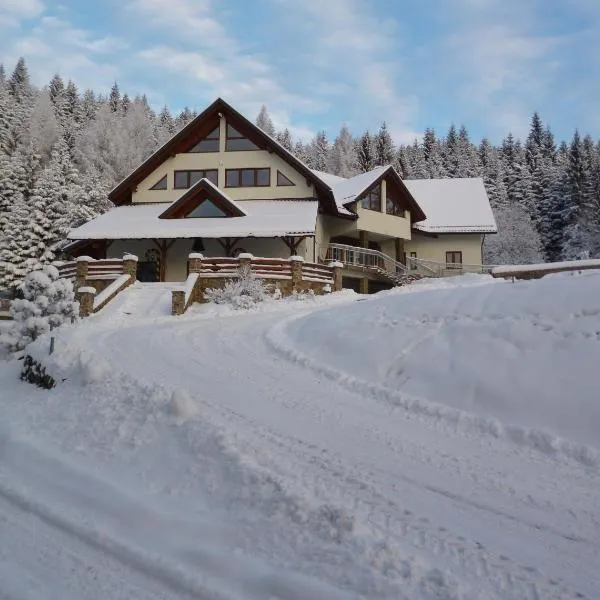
(3, 277), (599, 599)
(42, 280), (599, 599)
(94, 281), (176, 320)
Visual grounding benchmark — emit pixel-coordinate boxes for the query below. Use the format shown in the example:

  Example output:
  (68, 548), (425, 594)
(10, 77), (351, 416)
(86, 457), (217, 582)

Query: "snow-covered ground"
(1, 274), (599, 599)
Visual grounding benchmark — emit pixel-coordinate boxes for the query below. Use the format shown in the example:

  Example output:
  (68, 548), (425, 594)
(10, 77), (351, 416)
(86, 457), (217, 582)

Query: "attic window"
(277, 170), (295, 186)
(150, 175), (167, 190)
(360, 184), (381, 212)
(385, 188), (404, 216)
(226, 124), (259, 151)
(188, 126), (220, 153)
(186, 199), (227, 218)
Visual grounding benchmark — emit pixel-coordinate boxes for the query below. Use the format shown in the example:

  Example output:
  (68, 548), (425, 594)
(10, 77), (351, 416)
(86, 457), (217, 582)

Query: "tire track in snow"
(265, 311), (600, 468)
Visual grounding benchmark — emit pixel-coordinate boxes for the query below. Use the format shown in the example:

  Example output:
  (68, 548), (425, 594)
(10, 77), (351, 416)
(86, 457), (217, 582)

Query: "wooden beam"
(216, 237), (241, 257)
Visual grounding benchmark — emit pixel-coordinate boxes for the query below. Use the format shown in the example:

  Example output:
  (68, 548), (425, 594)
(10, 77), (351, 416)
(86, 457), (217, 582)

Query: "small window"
(225, 168), (270, 187)
(174, 170), (218, 189)
(360, 184), (381, 211)
(277, 170), (295, 186)
(186, 199), (226, 218)
(188, 126), (220, 153)
(226, 124), (259, 151)
(409, 251), (417, 270)
(150, 175), (168, 190)
(446, 251), (463, 269)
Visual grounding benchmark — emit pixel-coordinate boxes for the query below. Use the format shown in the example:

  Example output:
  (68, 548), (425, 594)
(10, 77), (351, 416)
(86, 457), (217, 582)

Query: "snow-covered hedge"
(204, 265), (275, 309)
(0, 265), (78, 353)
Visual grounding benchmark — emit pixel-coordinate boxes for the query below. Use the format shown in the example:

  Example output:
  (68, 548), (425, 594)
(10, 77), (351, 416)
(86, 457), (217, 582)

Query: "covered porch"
(64, 235), (314, 282)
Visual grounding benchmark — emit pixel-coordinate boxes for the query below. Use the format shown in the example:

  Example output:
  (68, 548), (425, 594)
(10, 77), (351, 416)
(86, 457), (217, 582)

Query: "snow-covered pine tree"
(28, 90), (61, 162)
(121, 93), (131, 114)
(159, 105), (176, 135)
(442, 124), (459, 175)
(455, 126), (481, 178)
(328, 124), (356, 177)
(256, 105), (275, 137)
(355, 131), (375, 173)
(109, 82), (121, 113)
(373, 122), (395, 167)
(525, 112), (544, 171)
(81, 89), (98, 124)
(8, 58), (31, 104)
(176, 107), (194, 130)
(310, 130), (329, 172)
(0, 64), (5, 87)
(275, 128), (293, 152)
(1, 265), (78, 353)
(292, 140), (311, 165)
(422, 129), (445, 178)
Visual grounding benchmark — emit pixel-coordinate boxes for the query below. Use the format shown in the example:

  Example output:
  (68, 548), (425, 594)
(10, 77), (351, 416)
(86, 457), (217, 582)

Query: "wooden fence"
(173, 253), (342, 315)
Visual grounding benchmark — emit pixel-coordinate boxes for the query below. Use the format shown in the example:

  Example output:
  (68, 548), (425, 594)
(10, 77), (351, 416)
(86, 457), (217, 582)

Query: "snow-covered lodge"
(66, 98), (497, 291)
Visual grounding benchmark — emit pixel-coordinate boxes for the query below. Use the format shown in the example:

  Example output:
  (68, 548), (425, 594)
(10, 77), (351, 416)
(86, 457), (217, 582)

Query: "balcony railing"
(323, 243), (408, 281)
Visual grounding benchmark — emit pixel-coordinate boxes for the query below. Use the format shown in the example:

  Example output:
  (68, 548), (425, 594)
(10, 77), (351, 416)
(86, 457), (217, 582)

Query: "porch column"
(359, 231), (369, 293)
(395, 238), (404, 263)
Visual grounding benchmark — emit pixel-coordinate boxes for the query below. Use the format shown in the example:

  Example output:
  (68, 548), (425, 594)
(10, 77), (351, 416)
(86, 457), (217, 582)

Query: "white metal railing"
(323, 243), (408, 280)
(322, 244), (495, 279)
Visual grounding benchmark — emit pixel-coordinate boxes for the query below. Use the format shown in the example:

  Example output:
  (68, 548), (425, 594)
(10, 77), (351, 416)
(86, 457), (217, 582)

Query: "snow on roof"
(331, 167), (388, 206)
(403, 178), (497, 233)
(310, 167), (389, 216)
(310, 169), (346, 187)
(68, 200), (318, 240)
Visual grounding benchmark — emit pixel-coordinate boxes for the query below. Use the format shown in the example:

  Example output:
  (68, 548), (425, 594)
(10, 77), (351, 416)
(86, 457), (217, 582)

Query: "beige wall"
(132, 116), (314, 204)
(404, 233), (484, 266)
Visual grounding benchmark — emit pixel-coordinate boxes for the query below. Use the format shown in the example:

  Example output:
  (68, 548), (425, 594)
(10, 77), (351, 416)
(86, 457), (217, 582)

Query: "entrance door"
(137, 249), (160, 282)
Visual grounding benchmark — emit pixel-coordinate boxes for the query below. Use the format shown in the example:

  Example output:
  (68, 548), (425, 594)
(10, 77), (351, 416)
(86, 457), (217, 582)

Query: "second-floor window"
(174, 169), (218, 189)
(225, 168), (270, 187)
(360, 184), (381, 211)
(386, 194), (404, 216)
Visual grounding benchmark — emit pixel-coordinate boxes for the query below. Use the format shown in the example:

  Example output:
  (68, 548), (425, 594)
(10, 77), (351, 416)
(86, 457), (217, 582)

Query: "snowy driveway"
(2, 277), (600, 599)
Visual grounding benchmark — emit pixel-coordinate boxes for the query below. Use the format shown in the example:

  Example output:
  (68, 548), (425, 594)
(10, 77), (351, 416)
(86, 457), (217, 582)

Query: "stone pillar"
(360, 230), (369, 249)
(122, 254), (138, 283)
(77, 286), (95, 317)
(188, 252), (204, 274)
(171, 289), (185, 316)
(328, 261), (343, 292)
(237, 252), (253, 278)
(290, 255), (304, 292)
(75, 256), (92, 288)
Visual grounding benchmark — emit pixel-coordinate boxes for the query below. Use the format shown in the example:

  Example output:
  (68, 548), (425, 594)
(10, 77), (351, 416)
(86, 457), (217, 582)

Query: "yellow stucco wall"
(132, 116), (314, 203)
(404, 233), (484, 266)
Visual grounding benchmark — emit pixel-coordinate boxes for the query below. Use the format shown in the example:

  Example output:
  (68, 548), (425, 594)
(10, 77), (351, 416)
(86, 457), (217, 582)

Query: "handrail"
(324, 243), (408, 279)
(407, 256), (497, 276)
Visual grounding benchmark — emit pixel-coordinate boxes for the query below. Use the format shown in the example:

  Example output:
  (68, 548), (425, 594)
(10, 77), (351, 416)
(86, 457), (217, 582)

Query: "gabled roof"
(158, 178), (247, 219)
(403, 178), (497, 233)
(108, 97), (338, 214)
(311, 165), (427, 222)
(68, 199), (319, 240)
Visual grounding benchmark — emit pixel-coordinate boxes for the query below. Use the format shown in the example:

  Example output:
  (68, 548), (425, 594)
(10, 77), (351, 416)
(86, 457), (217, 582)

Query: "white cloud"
(0, 0), (44, 28)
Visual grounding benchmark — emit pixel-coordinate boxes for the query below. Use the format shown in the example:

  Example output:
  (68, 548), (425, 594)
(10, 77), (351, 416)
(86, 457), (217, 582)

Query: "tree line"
(1, 57), (599, 292)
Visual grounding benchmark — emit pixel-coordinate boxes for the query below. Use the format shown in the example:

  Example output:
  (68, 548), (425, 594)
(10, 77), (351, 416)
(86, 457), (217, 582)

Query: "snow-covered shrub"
(0, 265), (78, 353)
(204, 265), (272, 309)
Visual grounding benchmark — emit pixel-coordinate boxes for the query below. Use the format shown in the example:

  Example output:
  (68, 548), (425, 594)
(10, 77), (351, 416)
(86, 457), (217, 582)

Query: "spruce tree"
(355, 131), (375, 173)
(329, 124), (356, 177)
(373, 122), (395, 166)
(423, 129), (445, 178)
(109, 83), (121, 113)
(256, 105), (275, 136)
(275, 128), (293, 152)
(310, 131), (329, 172)
(8, 58), (31, 103)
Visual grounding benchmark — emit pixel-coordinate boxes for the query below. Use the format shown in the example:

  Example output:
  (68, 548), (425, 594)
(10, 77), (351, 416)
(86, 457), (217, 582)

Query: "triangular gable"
(158, 178), (247, 219)
(329, 165), (426, 222)
(108, 97), (336, 212)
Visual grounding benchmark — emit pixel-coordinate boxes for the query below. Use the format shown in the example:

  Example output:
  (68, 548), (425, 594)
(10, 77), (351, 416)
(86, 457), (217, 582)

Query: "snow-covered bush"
(0, 265), (78, 353)
(204, 265), (272, 309)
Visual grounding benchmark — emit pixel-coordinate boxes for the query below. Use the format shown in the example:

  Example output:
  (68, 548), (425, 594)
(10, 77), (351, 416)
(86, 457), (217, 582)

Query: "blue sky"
(1, 0), (599, 145)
